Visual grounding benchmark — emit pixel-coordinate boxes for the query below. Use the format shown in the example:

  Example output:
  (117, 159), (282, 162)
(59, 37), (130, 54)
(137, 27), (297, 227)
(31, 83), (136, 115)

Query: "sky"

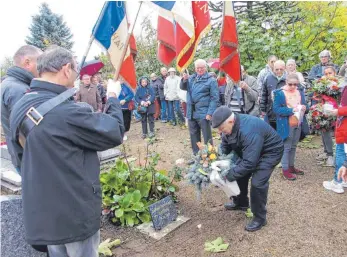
(0, 0), (156, 64)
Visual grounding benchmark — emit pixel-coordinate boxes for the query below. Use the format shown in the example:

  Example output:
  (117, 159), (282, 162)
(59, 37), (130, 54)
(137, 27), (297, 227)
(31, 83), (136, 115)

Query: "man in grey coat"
(1, 45), (42, 172)
(224, 65), (259, 117)
(9, 46), (124, 257)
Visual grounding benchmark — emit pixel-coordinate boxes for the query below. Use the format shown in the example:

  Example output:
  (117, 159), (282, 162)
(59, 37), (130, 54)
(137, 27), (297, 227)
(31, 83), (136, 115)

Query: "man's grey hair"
(37, 46), (75, 76)
(13, 45), (42, 65)
(286, 59), (296, 66)
(274, 60), (285, 67)
(319, 50), (332, 59)
(194, 59), (207, 67)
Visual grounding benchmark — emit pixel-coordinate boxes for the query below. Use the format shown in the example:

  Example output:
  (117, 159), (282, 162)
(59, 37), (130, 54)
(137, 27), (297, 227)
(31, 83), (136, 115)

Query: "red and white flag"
(219, 1), (241, 83)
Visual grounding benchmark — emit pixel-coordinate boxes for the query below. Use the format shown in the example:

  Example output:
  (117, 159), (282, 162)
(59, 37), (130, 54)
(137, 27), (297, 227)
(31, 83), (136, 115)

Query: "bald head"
(13, 45), (42, 77)
(274, 60), (285, 77)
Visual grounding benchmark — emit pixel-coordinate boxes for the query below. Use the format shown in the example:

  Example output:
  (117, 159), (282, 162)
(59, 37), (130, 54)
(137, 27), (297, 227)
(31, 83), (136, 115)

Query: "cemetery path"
(102, 121), (347, 257)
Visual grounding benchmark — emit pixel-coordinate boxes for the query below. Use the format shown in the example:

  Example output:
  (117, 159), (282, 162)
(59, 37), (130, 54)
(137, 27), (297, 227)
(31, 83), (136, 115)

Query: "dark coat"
(273, 88), (309, 140)
(308, 63), (339, 81)
(260, 73), (286, 122)
(135, 76), (155, 114)
(9, 80), (124, 245)
(151, 78), (161, 99)
(1, 66), (34, 168)
(220, 113), (284, 181)
(180, 72), (219, 120)
(157, 76), (166, 100)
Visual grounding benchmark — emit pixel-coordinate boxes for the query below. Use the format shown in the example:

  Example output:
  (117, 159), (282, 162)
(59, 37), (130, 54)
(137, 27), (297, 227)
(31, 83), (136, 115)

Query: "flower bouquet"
(185, 142), (238, 199)
(307, 103), (336, 133)
(309, 76), (342, 101)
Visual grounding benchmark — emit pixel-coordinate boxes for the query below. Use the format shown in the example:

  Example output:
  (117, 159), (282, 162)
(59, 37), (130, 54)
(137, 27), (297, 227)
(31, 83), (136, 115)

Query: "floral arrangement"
(309, 76), (342, 101)
(307, 103), (336, 133)
(185, 142), (233, 199)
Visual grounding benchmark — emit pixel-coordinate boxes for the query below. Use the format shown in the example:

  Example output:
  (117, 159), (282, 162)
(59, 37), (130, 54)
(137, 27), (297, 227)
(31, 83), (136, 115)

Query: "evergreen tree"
(26, 3), (74, 50)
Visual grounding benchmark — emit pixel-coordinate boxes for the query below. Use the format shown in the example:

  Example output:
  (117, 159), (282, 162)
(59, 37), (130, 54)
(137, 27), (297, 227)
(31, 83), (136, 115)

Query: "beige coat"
(76, 83), (102, 111)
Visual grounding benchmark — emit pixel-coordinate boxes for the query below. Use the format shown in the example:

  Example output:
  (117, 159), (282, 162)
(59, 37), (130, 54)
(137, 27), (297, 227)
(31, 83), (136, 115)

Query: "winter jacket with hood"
(1, 66), (34, 168)
(135, 76), (156, 114)
(180, 72), (219, 120)
(260, 71), (286, 122)
(164, 75), (181, 101)
(9, 79), (124, 245)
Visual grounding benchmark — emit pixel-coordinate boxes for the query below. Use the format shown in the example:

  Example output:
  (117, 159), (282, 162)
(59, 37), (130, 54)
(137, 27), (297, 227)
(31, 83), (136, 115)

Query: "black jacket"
(157, 75), (166, 100)
(151, 78), (161, 99)
(9, 80), (124, 245)
(260, 73), (286, 122)
(220, 114), (283, 181)
(1, 66), (34, 167)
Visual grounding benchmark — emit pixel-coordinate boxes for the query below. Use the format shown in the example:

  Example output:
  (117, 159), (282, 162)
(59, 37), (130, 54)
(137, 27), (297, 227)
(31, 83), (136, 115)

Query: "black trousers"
(122, 109), (132, 132)
(188, 118), (213, 154)
(141, 113), (154, 135)
(232, 153), (282, 221)
(269, 121), (277, 131)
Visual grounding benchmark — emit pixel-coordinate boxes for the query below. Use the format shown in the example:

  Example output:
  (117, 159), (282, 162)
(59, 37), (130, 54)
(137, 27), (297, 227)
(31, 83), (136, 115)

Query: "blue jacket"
(308, 63), (339, 81)
(220, 113), (284, 181)
(118, 83), (134, 110)
(273, 88), (308, 140)
(180, 72), (219, 120)
(135, 76), (155, 114)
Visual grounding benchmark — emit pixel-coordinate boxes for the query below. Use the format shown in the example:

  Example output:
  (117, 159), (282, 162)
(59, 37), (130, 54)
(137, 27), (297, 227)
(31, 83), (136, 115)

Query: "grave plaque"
(148, 196), (177, 230)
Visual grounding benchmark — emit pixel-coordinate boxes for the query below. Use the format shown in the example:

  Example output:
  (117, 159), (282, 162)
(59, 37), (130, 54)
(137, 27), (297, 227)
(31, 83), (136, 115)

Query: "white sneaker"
(324, 156), (334, 167)
(123, 135), (128, 141)
(323, 180), (344, 193)
(341, 182), (347, 188)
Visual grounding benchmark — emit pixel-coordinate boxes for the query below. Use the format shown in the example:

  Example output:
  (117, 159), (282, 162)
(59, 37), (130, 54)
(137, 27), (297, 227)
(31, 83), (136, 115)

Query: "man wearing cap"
(212, 106), (283, 232)
(165, 67), (185, 126)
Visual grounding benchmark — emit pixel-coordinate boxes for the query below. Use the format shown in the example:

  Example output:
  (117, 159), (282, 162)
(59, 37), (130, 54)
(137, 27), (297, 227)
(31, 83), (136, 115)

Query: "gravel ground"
(101, 121), (347, 257)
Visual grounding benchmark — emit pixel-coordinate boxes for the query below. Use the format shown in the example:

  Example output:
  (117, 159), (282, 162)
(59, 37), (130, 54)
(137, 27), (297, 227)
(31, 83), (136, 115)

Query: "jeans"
(281, 126), (301, 170)
(48, 230), (100, 257)
(160, 100), (168, 121)
(322, 130), (333, 156)
(334, 144), (345, 183)
(133, 109), (142, 121)
(168, 100), (184, 123)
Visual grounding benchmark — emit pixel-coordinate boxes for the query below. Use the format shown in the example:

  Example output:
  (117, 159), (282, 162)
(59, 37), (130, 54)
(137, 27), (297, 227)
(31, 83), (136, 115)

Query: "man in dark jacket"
(260, 60), (287, 130)
(157, 67), (168, 122)
(1, 45), (42, 172)
(9, 46), (124, 256)
(212, 106), (283, 232)
(181, 59), (219, 156)
(308, 50), (339, 81)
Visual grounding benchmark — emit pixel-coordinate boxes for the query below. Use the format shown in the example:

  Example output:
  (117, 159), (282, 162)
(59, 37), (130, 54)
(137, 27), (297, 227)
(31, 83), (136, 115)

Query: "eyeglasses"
(320, 56), (329, 58)
(287, 83), (298, 87)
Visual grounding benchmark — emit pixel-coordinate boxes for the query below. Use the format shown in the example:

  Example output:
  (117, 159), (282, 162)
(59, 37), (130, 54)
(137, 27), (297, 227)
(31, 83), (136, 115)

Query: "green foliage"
(94, 52), (115, 81)
(100, 144), (178, 227)
(26, 3), (74, 50)
(0, 56), (14, 78)
(98, 238), (121, 256)
(245, 208), (254, 218)
(204, 237), (229, 253)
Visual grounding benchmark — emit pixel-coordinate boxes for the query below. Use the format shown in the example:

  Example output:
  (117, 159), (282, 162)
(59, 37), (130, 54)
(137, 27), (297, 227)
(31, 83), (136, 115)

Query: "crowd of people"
(1, 43), (347, 255)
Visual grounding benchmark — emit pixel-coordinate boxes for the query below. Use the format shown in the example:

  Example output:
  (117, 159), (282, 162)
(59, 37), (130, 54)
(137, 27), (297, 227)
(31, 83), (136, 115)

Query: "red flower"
(312, 111), (319, 117)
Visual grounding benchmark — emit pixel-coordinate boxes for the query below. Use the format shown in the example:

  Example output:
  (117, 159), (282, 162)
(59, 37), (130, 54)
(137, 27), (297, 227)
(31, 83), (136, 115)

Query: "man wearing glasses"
(9, 46), (124, 257)
(260, 60), (287, 130)
(308, 50), (339, 81)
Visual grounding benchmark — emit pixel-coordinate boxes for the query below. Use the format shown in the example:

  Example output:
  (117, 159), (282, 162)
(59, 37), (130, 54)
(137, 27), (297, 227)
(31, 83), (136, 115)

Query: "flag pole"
(113, 1), (143, 81)
(78, 2), (108, 71)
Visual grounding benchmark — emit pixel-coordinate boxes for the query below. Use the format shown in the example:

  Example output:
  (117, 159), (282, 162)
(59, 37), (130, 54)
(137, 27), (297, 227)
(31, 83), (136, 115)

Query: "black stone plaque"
(148, 196), (177, 230)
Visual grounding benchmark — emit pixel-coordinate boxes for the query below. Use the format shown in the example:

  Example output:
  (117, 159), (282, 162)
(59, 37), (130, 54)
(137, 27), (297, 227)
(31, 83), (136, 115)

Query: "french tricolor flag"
(92, 1), (137, 89)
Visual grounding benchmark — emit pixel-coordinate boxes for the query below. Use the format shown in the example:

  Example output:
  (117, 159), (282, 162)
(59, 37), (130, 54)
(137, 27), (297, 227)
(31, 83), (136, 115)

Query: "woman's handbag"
(128, 100), (135, 111)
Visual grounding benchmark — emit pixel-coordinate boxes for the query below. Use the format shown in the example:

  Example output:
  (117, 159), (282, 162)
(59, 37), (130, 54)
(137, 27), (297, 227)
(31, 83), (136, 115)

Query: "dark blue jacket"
(1, 66), (34, 168)
(118, 83), (134, 110)
(273, 88), (309, 140)
(308, 63), (339, 81)
(220, 114), (283, 181)
(180, 72), (219, 120)
(260, 72), (286, 122)
(9, 80), (124, 245)
(135, 76), (155, 114)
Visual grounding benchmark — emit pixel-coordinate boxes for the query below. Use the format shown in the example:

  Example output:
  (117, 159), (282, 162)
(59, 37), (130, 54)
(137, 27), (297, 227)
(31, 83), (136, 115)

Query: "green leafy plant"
(245, 208), (254, 218)
(204, 237), (229, 253)
(101, 142), (178, 227)
(98, 238), (121, 256)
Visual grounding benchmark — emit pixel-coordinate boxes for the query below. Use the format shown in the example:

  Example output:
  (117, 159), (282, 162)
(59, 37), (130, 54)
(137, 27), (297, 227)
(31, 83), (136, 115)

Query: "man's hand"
(206, 114), (212, 120)
(240, 81), (249, 90)
(120, 100), (126, 105)
(338, 166), (347, 182)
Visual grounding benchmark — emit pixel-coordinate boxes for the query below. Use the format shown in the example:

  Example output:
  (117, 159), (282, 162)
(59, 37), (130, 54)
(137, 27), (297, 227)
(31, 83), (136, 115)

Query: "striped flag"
(92, 1), (137, 89)
(219, 1), (241, 83)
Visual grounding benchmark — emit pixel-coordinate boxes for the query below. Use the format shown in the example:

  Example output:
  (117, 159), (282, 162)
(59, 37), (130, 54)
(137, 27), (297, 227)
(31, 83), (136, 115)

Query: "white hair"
(274, 60), (285, 67)
(319, 50), (332, 58)
(286, 59), (296, 66)
(194, 59), (207, 67)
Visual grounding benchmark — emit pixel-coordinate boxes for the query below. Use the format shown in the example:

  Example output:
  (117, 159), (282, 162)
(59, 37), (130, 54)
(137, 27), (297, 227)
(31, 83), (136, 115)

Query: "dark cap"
(212, 106), (232, 128)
